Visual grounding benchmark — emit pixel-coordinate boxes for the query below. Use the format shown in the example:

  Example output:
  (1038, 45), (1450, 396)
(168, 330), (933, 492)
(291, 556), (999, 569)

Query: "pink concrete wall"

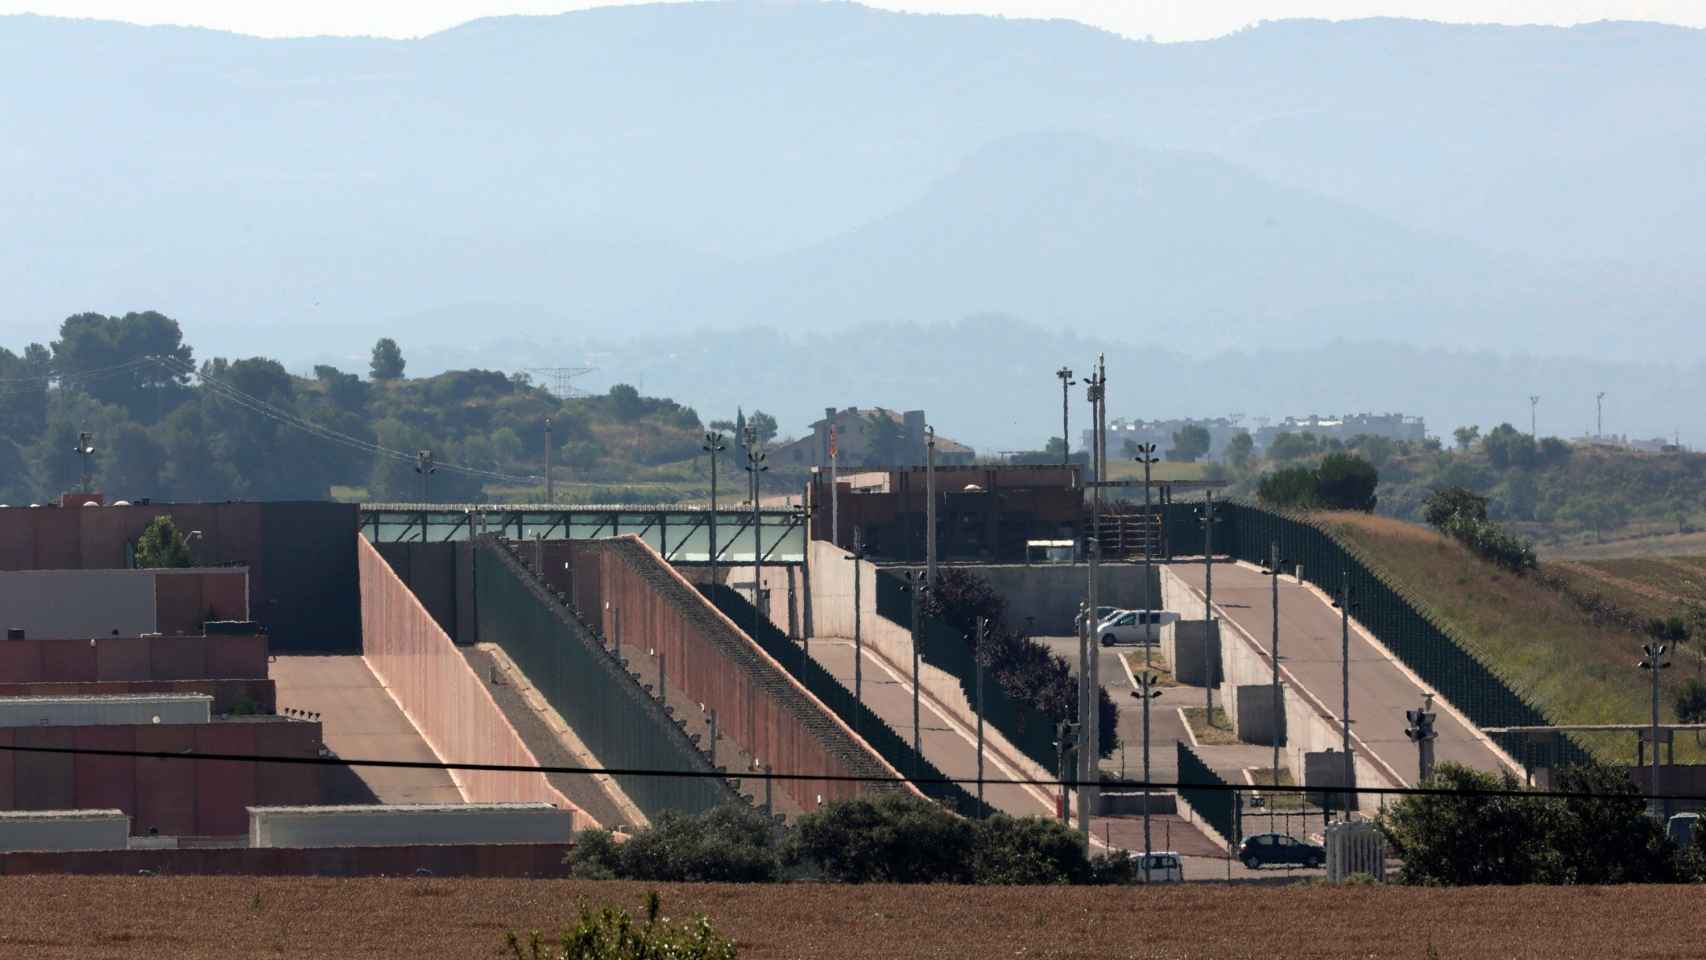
(593, 537), (906, 810)
(358, 537), (586, 826)
(0, 843), (571, 877)
(0, 721), (321, 836)
(0, 635), (267, 683)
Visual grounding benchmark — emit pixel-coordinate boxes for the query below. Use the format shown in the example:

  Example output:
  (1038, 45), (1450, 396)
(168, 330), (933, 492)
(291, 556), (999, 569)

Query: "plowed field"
(3, 876), (1703, 959)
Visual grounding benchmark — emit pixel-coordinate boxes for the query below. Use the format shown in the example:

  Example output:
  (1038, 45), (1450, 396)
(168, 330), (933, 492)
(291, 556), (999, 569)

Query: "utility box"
(0, 693), (212, 727)
(1325, 820), (1386, 883)
(248, 803), (575, 848)
(0, 810), (130, 851)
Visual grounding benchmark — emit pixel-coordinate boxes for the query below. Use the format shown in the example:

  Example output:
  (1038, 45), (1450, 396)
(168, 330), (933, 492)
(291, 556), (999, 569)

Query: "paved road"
(272, 655), (463, 804)
(1168, 562), (1512, 784)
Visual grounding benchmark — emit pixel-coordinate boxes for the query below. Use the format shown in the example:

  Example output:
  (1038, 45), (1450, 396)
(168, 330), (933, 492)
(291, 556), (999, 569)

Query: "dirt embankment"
(5, 876), (1705, 959)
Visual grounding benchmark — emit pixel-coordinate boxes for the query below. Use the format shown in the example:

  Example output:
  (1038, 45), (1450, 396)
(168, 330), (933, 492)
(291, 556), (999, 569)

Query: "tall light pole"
(1198, 491), (1221, 722)
(1261, 542), (1288, 811)
(1597, 391), (1607, 440)
(925, 425), (937, 584)
(1055, 366), (1075, 468)
(1332, 571), (1358, 820)
(1640, 642), (1671, 819)
(415, 449), (436, 504)
(1133, 442), (1160, 669)
(1076, 601), (1091, 841)
(744, 428), (767, 638)
(703, 431), (726, 585)
(844, 529), (865, 709)
(1529, 395), (1540, 439)
(976, 615), (988, 817)
(905, 570), (927, 769)
(544, 417), (554, 503)
(829, 423), (840, 548)
(1132, 670), (1163, 883)
(1085, 356), (1108, 824)
(74, 430), (95, 493)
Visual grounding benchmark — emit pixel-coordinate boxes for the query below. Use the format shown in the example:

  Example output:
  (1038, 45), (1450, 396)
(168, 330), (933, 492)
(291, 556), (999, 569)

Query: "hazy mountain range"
(4, 3), (1703, 449)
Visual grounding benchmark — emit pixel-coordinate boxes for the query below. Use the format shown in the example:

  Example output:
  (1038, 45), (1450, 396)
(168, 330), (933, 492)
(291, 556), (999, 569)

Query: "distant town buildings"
(773, 406), (976, 468)
(1088, 413), (1427, 461)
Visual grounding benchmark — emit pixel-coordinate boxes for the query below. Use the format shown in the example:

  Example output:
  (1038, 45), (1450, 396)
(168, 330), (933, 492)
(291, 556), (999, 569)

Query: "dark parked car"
(1238, 832), (1325, 869)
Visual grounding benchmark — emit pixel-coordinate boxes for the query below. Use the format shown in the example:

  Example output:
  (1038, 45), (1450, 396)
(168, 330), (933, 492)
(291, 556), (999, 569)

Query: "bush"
(971, 814), (1090, 885)
(1675, 678), (1706, 725)
(790, 793), (973, 883)
(1422, 486), (1489, 530)
(1315, 453), (1379, 511)
(566, 828), (622, 880)
(1442, 514), (1537, 574)
(1379, 760), (1683, 886)
(610, 806), (782, 883)
(1257, 466), (1318, 509)
(506, 892), (737, 960)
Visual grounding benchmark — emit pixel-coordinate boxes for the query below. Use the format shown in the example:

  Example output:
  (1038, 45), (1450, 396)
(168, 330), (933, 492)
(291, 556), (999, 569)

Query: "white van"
(1132, 851), (1184, 882)
(1096, 610), (1177, 646)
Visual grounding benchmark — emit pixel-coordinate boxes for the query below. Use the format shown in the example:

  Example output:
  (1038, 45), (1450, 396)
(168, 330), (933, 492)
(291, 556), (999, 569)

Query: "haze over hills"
(3, 3), (1704, 447)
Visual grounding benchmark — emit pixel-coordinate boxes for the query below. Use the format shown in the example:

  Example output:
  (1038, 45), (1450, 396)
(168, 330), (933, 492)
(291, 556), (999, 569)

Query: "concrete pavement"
(1168, 561), (1514, 784)
(272, 655), (463, 804)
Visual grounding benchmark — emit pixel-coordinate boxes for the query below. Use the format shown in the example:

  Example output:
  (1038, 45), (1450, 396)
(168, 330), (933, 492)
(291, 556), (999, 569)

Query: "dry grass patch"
(1181, 706), (1239, 745)
(1312, 511), (1700, 760)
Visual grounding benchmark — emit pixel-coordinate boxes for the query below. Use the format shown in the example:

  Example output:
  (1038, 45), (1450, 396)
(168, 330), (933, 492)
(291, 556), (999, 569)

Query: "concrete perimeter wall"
(591, 537), (908, 811)
(0, 810), (131, 851)
(0, 842), (571, 877)
(1160, 567), (1399, 816)
(358, 537), (586, 825)
(800, 539), (1055, 788)
(0, 633), (268, 684)
(250, 803), (573, 848)
(0, 720), (322, 836)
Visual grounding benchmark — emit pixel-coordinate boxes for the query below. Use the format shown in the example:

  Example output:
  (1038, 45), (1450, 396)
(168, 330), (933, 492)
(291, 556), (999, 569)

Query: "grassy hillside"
(1315, 511), (1701, 762)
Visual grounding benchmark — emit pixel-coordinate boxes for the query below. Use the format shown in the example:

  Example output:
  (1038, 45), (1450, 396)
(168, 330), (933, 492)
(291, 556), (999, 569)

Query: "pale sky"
(3, 0), (1701, 42)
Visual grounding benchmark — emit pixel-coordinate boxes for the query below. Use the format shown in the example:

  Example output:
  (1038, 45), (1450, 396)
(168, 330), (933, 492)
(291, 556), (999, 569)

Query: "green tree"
(1453, 425), (1480, 451)
(971, 814), (1090, 885)
(1483, 422), (1536, 470)
(1044, 436), (1067, 457)
(1225, 431), (1254, 469)
(1423, 486), (1489, 529)
(1314, 452), (1378, 511)
(608, 383), (644, 420)
(1166, 424), (1211, 462)
(1674, 678), (1706, 724)
(610, 806), (781, 883)
(747, 410), (779, 445)
(1379, 763), (1559, 885)
(0, 344), (51, 440)
(134, 514), (193, 568)
(103, 422), (168, 499)
(1266, 431), (1319, 461)
(50, 311), (193, 421)
(369, 337), (405, 380)
(1257, 465), (1319, 509)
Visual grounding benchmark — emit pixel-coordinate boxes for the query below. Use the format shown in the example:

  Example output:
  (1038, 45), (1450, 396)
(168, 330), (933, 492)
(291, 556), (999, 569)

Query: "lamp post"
(1331, 571), (1359, 820)
(415, 450), (436, 504)
(925, 425), (937, 584)
(844, 529), (866, 709)
(1198, 491), (1221, 722)
(74, 430), (95, 493)
(703, 431), (726, 585)
(1056, 366), (1076, 468)
(1132, 671), (1163, 883)
(1640, 642), (1672, 818)
(1529, 395), (1540, 439)
(744, 428), (767, 638)
(1261, 542), (1290, 821)
(905, 570), (928, 769)
(1597, 392), (1607, 440)
(976, 615), (988, 817)
(1133, 443), (1160, 668)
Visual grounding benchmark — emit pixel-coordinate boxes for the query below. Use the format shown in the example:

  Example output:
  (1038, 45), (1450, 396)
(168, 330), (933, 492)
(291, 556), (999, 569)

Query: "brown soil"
(5, 876), (1705, 959)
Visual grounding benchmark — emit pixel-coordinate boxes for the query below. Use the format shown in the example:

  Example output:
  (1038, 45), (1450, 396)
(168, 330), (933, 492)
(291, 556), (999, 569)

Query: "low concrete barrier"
(0, 693), (211, 727)
(0, 810), (130, 851)
(249, 802), (574, 848)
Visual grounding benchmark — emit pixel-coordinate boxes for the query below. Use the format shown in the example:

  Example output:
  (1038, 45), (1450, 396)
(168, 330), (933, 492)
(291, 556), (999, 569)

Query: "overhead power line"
(0, 741), (1699, 805)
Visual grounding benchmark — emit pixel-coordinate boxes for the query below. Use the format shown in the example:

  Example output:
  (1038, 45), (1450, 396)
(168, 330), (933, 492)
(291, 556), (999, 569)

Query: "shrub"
(1675, 678), (1706, 725)
(1422, 486), (1489, 530)
(1257, 466), (1318, 509)
(566, 828), (622, 880)
(971, 815), (1090, 885)
(1315, 453), (1379, 511)
(613, 806), (781, 883)
(505, 892), (737, 960)
(790, 793), (974, 883)
(1442, 514), (1537, 574)
(1087, 850), (1138, 885)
